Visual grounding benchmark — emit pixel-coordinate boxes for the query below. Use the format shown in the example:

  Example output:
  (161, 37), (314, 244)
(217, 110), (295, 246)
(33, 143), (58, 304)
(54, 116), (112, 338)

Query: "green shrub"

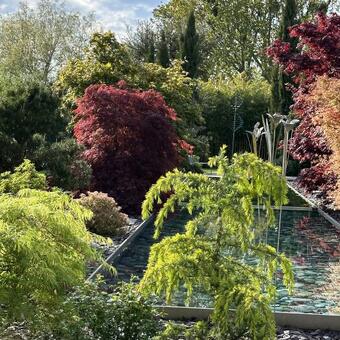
(155, 321), (210, 340)
(31, 280), (161, 340)
(54, 31), (135, 110)
(30, 135), (92, 191)
(0, 159), (46, 194)
(133, 61), (208, 159)
(0, 131), (22, 173)
(79, 191), (129, 237)
(0, 189), (106, 320)
(199, 74), (270, 156)
(56, 37), (208, 159)
(0, 84), (65, 172)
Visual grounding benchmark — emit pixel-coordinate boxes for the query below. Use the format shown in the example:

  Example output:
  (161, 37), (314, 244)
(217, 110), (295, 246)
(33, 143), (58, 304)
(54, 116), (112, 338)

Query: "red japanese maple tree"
(267, 13), (340, 84)
(74, 83), (189, 214)
(267, 13), (340, 199)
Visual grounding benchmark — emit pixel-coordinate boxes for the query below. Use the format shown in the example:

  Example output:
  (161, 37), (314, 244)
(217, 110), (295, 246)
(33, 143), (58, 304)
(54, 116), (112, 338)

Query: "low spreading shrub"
(78, 191), (129, 237)
(0, 188), (105, 320)
(155, 321), (209, 339)
(31, 280), (161, 340)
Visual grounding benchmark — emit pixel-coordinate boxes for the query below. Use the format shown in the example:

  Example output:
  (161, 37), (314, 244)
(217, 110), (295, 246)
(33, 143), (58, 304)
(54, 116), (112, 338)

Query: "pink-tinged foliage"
(267, 13), (340, 198)
(74, 84), (186, 214)
(310, 76), (340, 206)
(178, 139), (194, 155)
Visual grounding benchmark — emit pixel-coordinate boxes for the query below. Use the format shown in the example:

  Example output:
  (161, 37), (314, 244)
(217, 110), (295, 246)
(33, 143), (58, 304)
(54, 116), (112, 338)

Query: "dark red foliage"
(267, 13), (340, 85)
(74, 84), (185, 214)
(267, 13), (340, 197)
(288, 103), (332, 163)
(297, 162), (337, 197)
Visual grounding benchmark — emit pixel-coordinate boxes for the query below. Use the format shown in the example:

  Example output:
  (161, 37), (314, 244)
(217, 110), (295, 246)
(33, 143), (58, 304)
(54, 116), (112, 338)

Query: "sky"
(0, 0), (166, 37)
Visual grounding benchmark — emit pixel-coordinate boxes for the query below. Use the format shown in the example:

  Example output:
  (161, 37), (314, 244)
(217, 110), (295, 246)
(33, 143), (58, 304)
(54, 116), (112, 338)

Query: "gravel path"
(276, 327), (340, 339)
(4, 322), (340, 339)
(157, 320), (340, 339)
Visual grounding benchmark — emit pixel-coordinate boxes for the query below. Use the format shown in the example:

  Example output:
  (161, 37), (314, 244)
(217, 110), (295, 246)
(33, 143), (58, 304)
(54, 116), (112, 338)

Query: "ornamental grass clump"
(78, 191), (129, 237)
(141, 146), (294, 340)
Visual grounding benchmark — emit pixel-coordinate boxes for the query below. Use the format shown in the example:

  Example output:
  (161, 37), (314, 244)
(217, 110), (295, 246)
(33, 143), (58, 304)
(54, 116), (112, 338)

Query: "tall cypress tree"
(181, 10), (200, 78)
(147, 34), (155, 63)
(157, 30), (170, 68)
(270, 0), (297, 114)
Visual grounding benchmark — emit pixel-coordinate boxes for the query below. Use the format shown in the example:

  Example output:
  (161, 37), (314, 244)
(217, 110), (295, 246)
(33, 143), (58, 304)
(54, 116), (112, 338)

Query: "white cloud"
(0, 0), (164, 37)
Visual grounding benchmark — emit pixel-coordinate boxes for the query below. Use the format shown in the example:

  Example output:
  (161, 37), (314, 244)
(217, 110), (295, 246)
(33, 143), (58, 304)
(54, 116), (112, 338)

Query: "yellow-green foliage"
(141, 147), (293, 339)
(133, 60), (203, 127)
(0, 188), (108, 320)
(0, 161), (112, 320)
(55, 32), (134, 109)
(0, 159), (46, 194)
(57, 53), (202, 132)
(133, 60), (207, 156)
(55, 32), (206, 155)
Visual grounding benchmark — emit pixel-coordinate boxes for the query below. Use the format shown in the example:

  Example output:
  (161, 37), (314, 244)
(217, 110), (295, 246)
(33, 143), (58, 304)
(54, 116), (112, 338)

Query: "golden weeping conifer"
(141, 147), (293, 339)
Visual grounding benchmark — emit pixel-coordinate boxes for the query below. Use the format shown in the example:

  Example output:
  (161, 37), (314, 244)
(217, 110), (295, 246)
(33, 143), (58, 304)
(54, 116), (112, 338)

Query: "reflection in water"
(269, 211), (339, 313)
(112, 210), (340, 314)
(319, 263), (340, 314)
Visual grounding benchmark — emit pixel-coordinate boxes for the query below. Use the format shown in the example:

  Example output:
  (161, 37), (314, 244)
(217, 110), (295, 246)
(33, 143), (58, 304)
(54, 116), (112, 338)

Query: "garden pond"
(107, 209), (339, 314)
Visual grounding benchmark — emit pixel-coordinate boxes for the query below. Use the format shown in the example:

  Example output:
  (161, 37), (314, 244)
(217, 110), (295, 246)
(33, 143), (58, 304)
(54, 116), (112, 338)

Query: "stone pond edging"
(155, 306), (340, 331)
(286, 182), (340, 230)
(87, 214), (155, 281)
